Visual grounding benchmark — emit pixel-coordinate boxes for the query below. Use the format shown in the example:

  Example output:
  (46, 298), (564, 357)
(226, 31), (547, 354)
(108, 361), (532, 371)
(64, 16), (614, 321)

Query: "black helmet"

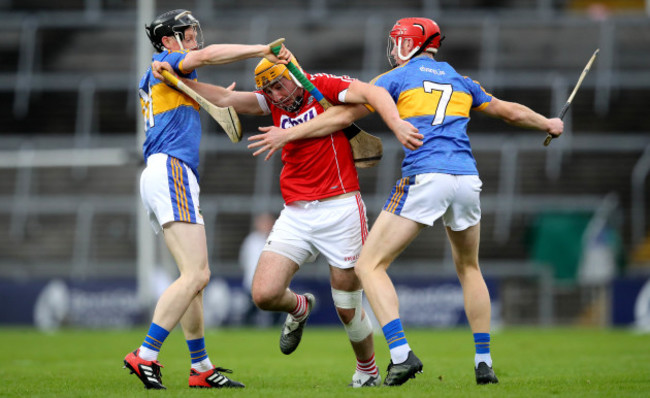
(145, 9), (203, 52)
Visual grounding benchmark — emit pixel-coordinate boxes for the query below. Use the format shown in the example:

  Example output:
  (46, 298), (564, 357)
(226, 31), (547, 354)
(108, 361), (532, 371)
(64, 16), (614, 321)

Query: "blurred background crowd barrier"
(0, 0), (649, 330)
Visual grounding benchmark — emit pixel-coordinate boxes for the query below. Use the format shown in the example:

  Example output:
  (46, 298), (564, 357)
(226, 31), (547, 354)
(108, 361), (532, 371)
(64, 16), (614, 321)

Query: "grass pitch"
(0, 327), (648, 397)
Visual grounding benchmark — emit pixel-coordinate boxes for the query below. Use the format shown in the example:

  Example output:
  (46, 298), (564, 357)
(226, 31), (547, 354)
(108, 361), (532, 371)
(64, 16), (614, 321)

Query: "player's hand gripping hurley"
(268, 38), (383, 168)
(544, 49), (599, 146)
(160, 70), (243, 143)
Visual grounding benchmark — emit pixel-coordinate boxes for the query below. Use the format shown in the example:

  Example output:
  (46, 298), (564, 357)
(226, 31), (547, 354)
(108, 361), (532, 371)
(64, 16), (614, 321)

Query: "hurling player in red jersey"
(152, 57), (420, 387)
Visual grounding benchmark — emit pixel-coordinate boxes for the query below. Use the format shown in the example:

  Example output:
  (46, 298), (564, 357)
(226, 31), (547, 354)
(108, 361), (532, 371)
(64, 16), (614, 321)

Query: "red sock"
(289, 293), (308, 320)
(357, 353), (379, 375)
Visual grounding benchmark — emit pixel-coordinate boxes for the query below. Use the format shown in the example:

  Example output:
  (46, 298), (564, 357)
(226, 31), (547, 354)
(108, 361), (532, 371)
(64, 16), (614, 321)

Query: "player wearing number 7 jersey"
(356, 17), (564, 386)
(373, 53), (490, 177)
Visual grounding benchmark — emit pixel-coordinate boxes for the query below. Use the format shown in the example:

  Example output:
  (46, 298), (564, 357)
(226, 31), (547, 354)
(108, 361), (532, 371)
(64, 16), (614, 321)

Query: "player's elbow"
(337, 104), (368, 127)
(502, 110), (523, 125)
(337, 107), (359, 127)
(499, 103), (527, 125)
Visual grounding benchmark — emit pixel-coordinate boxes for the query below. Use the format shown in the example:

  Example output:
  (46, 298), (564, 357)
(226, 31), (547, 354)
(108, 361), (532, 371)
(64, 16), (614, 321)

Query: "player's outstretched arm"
(151, 61), (263, 115)
(182, 43), (292, 71)
(344, 80), (423, 150)
(480, 97), (564, 138)
(248, 104), (368, 160)
(184, 80), (264, 115)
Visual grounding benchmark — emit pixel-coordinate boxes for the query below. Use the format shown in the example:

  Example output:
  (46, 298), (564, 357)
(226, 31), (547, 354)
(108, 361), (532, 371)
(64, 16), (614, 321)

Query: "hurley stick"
(268, 38), (383, 168)
(161, 69), (242, 143)
(544, 49), (599, 146)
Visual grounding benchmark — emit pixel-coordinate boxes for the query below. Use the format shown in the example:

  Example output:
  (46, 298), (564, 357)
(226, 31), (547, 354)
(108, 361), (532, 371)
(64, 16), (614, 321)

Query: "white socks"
(138, 346), (159, 361)
(390, 344), (412, 364)
(192, 358), (214, 372)
(475, 353), (492, 368)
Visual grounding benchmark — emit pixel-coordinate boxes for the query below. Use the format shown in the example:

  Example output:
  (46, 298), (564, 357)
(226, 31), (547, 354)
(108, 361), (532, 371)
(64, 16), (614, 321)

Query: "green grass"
(0, 327), (648, 397)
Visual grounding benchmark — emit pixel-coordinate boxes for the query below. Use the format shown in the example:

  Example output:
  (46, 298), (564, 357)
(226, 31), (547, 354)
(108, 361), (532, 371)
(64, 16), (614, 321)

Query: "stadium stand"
(0, 0), (649, 325)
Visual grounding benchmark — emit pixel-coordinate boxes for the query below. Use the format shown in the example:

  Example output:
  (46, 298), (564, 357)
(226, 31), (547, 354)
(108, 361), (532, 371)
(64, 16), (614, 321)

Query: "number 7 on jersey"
(423, 81), (452, 126)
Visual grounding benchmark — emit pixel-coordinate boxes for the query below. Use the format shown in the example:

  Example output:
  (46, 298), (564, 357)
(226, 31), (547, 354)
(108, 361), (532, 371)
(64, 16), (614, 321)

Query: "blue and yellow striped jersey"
(372, 56), (492, 177)
(139, 50), (201, 178)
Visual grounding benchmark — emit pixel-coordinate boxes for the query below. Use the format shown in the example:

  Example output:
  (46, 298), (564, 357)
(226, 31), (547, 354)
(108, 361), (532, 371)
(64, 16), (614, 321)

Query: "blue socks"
(187, 337), (208, 364)
(139, 323), (169, 361)
(187, 337), (213, 372)
(474, 332), (493, 368)
(137, 324), (214, 371)
(382, 318), (411, 364)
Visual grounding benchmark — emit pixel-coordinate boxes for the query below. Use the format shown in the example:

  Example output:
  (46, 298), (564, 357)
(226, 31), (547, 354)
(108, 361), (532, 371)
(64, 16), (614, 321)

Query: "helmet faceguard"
(387, 17), (444, 66)
(146, 9), (204, 52)
(254, 57), (304, 113)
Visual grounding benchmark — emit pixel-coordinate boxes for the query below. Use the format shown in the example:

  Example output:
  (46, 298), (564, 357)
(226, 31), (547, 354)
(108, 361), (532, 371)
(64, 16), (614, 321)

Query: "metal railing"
(1, 132), (648, 276)
(1, 11), (649, 112)
(0, 3), (649, 274)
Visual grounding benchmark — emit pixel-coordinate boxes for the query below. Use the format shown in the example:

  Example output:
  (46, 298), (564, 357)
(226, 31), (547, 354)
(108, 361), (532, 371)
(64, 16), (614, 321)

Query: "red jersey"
(257, 72), (360, 204)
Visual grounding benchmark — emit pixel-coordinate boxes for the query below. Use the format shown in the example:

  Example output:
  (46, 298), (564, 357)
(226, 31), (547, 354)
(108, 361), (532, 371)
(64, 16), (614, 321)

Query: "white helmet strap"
(396, 37), (420, 61)
(174, 32), (185, 50)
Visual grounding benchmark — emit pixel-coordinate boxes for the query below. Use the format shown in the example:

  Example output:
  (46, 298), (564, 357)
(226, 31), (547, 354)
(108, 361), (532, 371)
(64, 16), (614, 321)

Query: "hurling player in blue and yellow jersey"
(250, 17), (563, 387)
(124, 9), (291, 390)
(356, 17), (564, 386)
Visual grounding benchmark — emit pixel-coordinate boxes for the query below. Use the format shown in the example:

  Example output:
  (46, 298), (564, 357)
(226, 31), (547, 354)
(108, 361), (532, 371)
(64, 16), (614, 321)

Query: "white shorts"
(383, 173), (482, 231)
(264, 193), (368, 269)
(140, 153), (204, 234)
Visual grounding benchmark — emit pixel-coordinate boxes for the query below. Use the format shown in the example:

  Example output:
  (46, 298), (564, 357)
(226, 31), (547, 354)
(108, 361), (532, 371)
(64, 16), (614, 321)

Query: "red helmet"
(389, 17), (443, 63)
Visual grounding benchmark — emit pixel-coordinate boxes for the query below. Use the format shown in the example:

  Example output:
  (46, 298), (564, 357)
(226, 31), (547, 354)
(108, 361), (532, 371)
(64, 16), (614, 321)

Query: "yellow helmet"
(254, 57), (302, 90)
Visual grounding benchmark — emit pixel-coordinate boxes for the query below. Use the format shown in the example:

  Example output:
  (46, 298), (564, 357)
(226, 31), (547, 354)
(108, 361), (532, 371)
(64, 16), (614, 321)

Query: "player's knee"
(332, 288), (373, 342)
(198, 266), (211, 289)
(183, 265), (210, 292)
(249, 286), (266, 308)
(335, 307), (355, 324)
(354, 263), (368, 280)
(455, 260), (480, 276)
(354, 259), (377, 280)
(250, 285), (280, 310)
